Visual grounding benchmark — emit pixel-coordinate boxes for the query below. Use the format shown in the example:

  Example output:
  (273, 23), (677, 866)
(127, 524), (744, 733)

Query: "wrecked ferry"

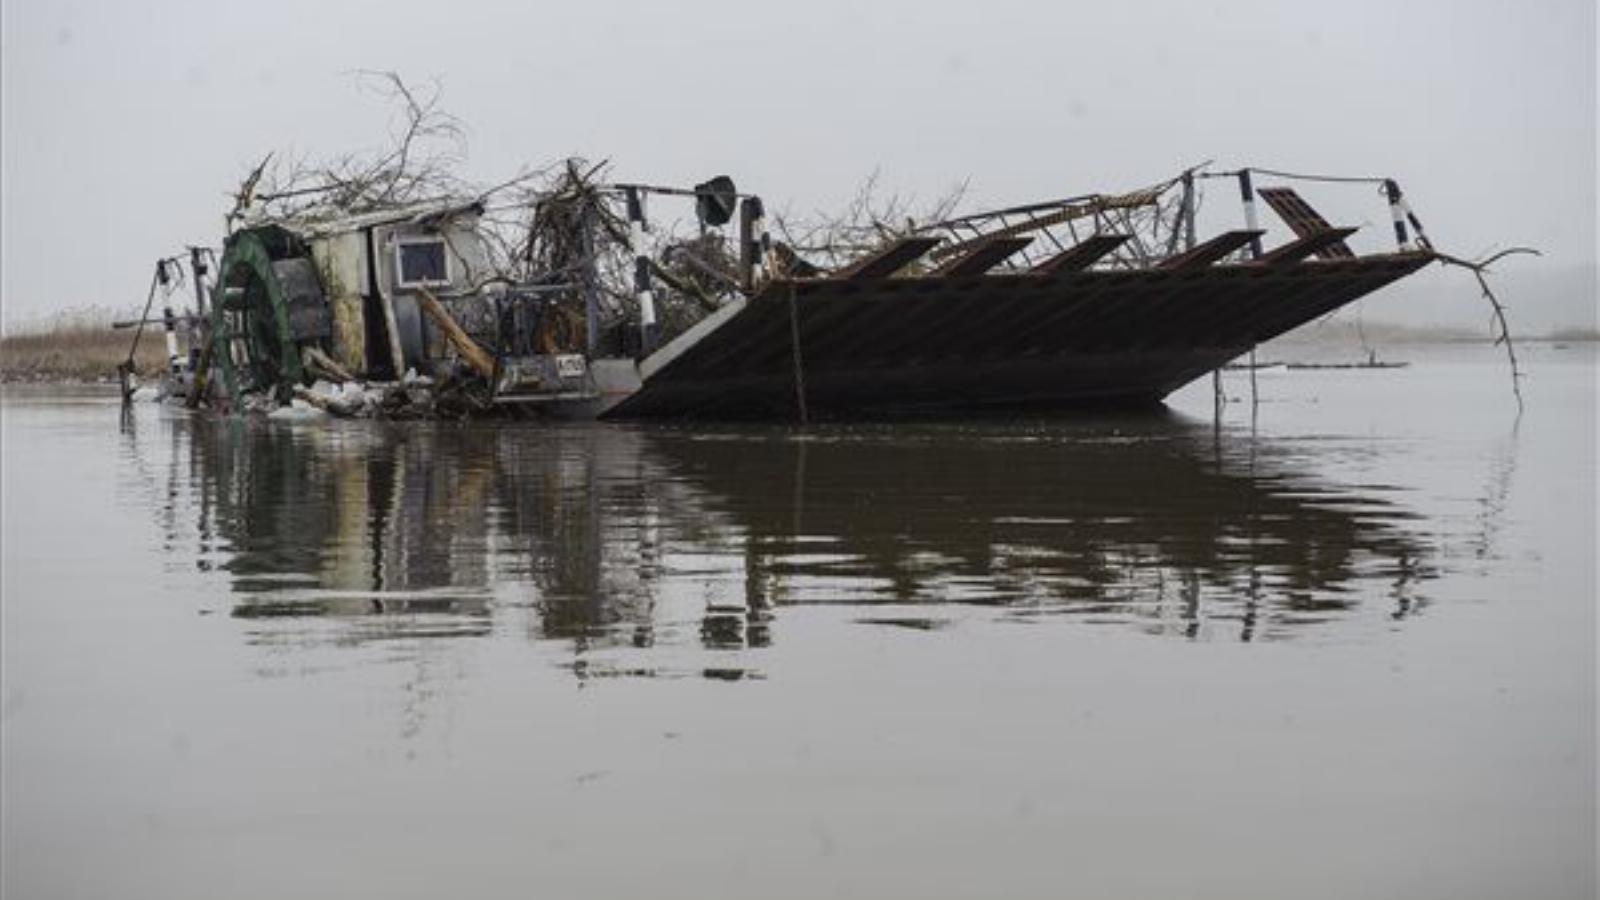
(121, 165), (1436, 420)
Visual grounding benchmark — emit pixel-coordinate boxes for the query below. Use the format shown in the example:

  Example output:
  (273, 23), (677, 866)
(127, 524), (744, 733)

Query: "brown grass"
(1, 315), (171, 383)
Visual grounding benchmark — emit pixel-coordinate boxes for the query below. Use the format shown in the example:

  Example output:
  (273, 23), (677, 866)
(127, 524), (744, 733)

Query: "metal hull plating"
(605, 252), (1432, 419)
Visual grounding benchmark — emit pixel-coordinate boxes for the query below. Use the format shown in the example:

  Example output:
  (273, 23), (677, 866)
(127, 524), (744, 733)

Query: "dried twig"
(1433, 247), (1540, 411)
(772, 170), (969, 272)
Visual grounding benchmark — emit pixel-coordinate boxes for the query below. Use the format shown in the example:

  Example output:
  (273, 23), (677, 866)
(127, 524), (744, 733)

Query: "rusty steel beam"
(1256, 187), (1355, 258)
(1258, 228), (1360, 265)
(833, 237), (943, 280)
(930, 236), (1034, 276)
(1158, 230), (1264, 270)
(1030, 234), (1132, 274)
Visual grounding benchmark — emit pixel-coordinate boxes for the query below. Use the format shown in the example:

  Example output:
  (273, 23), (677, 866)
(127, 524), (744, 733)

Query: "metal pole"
(188, 247), (209, 317)
(739, 197), (766, 291)
(1384, 179), (1410, 249)
(158, 261), (181, 374)
(578, 204), (602, 357)
(187, 247), (210, 370)
(625, 187), (659, 354)
(1238, 170), (1263, 259)
(1182, 171), (1196, 252)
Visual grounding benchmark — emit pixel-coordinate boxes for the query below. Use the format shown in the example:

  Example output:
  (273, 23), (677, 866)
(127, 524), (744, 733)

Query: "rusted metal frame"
(1225, 276), (1380, 349)
(999, 273), (1135, 357)
(663, 288), (793, 379)
(1184, 264), (1381, 349)
(740, 281), (942, 373)
(741, 279), (943, 372)
(1062, 269), (1240, 354)
(731, 275), (963, 377)
(833, 276), (1047, 368)
(1031, 275), (1207, 357)
(929, 191), (1103, 232)
(1127, 268), (1307, 352)
(930, 236), (1035, 276)
(870, 280), (1051, 366)
(1158, 230), (1265, 269)
(803, 279), (987, 368)
(1056, 269), (1236, 355)
(1232, 264), (1420, 346)
(1154, 265), (1342, 352)
(1114, 207), (1153, 267)
(1031, 234), (1132, 274)
(1164, 176), (1191, 257)
(1029, 224), (1069, 264)
(1256, 228), (1360, 265)
(1158, 269), (1315, 351)
(1030, 265), (1243, 357)
(926, 202), (1092, 261)
(1243, 275), (1381, 346)
(832, 237), (943, 279)
(749, 280), (871, 356)
(1255, 187), (1355, 259)
(931, 272), (1133, 361)
(902, 280), (1113, 365)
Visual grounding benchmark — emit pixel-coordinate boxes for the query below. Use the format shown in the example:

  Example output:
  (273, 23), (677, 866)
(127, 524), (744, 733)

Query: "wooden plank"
(833, 237), (943, 280)
(1158, 230), (1265, 269)
(1030, 234), (1131, 274)
(416, 286), (495, 378)
(1258, 227), (1360, 266)
(930, 236), (1033, 276)
(1256, 187), (1355, 258)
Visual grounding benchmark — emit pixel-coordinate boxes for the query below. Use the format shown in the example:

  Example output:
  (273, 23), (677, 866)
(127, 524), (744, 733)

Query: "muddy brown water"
(3, 344), (1594, 899)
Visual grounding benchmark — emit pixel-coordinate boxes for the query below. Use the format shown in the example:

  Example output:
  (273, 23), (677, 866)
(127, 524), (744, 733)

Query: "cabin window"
(394, 236), (450, 288)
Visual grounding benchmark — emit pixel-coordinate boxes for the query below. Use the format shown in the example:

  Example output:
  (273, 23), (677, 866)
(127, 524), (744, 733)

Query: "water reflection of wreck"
(182, 414), (1433, 654)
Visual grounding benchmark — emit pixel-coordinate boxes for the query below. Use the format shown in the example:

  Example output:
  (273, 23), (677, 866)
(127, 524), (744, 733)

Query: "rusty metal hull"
(604, 252), (1433, 420)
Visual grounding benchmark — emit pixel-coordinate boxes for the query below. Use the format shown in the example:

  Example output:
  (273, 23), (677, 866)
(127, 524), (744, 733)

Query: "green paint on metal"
(209, 227), (309, 405)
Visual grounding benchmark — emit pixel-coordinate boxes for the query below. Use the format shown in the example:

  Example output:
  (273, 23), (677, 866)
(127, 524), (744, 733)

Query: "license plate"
(555, 355), (587, 378)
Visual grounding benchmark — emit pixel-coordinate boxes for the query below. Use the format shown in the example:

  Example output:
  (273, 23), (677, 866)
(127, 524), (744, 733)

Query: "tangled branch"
(773, 170), (969, 273)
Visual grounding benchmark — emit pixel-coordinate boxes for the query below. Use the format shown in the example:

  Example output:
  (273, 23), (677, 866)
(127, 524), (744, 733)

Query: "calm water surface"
(3, 344), (1595, 898)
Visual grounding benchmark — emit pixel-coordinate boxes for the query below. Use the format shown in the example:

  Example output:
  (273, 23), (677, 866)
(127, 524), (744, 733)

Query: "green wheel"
(210, 226), (330, 406)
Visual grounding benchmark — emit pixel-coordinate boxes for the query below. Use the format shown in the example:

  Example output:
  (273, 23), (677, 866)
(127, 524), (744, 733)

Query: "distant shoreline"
(1, 315), (1593, 386)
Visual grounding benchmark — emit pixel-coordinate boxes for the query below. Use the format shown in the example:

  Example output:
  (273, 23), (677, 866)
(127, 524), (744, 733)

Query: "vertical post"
(188, 247), (210, 370)
(158, 261), (181, 374)
(1167, 174), (1193, 256)
(1398, 197), (1432, 250)
(739, 196), (765, 291)
(1239, 170), (1262, 421)
(625, 187), (659, 354)
(1181, 171), (1196, 252)
(1238, 170), (1263, 259)
(577, 204), (602, 357)
(189, 247), (209, 317)
(1249, 347), (1259, 425)
(787, 281), (808, 426)
(753, 196), (771, 278)
(1384, 179), (1410, 249)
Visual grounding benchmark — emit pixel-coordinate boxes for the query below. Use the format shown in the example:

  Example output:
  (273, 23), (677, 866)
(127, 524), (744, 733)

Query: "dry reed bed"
(1, 321), (170, 383)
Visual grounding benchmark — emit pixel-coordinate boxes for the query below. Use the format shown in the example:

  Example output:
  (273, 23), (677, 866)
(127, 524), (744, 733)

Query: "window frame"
(392, 233), (453, 290)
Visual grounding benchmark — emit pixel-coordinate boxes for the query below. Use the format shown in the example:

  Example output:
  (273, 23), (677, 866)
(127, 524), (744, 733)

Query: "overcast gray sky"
(2, 0), (1594, 332)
